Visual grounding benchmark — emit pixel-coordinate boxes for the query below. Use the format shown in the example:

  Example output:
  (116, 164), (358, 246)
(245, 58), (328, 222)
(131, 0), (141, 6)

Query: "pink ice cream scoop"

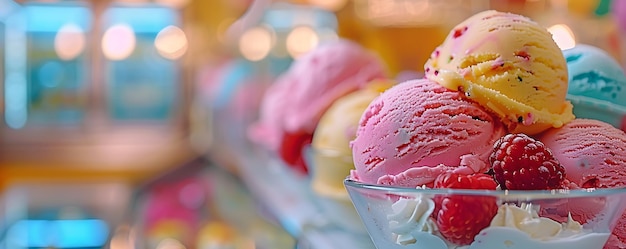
(350, 79), (505, 187)
(539, 118), (626, 249)
(539, 118), (626, 189)
(249, 39), (387, 173)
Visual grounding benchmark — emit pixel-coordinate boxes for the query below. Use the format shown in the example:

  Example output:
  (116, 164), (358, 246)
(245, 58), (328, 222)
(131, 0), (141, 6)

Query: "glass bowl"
(305, 146), (367, 234)
(344, 179), (626, 249)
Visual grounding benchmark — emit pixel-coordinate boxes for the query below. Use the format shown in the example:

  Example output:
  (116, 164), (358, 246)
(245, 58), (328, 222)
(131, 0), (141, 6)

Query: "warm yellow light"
(114, 0), (146, 2)
(102, 24), (136, 61)
(217, 17), (236, 44)
(110, 235), (132, 249)
(308, 0), (348, 11)
(109, 225), (136, 249)
(54, 23), (85, 61)
(156, 238), (186, 249)
(356, 0), (433, 26)
(239, 26), (274, 61)
(155, 0), (190, 8)
(155, 25), (188, 60)
(286, 26), (319, 59)
(548, 24), (576, 50)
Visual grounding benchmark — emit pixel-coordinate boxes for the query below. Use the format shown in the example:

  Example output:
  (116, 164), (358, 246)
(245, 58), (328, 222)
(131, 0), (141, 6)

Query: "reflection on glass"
(102, 6), (180, 121)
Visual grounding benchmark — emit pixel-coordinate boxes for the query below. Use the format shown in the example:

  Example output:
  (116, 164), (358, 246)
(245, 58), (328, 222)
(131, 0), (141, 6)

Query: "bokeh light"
(286, 26), (319, 59)
(239, 26), (274, 61)
(102, 24), (136, 61)
(54, 23), (86, 61)
(155, 0), (191, 9)
(548, 24), (576, 50)
(156, 238), (186, 249)
(38, 61), (64, 88)
(308, 0), (348, 12)
(154, 25), (188, 60)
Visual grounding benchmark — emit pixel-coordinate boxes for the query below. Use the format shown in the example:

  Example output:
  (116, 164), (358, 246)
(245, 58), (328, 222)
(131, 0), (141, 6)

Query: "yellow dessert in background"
(311, 80), (395, 199)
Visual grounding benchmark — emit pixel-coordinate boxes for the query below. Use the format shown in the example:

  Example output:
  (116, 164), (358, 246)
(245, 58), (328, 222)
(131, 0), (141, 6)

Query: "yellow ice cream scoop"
(424, 10), (574, 135)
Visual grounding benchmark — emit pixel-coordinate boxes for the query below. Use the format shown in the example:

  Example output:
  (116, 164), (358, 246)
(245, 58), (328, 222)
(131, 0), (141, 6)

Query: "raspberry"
(279, 131), (312, 174)
(489, 133), (566, 190)
(434, 172), (498, 190)
(432, 172), (497, 245)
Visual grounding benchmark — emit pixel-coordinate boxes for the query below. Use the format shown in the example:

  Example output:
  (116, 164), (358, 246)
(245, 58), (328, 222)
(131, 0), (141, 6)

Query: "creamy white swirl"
(490, 203), (583, 240)
(387, 187), (440, 245)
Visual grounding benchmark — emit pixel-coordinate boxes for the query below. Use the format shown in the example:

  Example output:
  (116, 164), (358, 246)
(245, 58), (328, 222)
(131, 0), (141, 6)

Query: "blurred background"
(0, 0), (623, 248)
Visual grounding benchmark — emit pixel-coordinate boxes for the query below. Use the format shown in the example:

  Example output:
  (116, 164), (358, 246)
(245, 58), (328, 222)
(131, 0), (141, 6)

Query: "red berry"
(489, 133), (566, 190)
(434, 172), (498, 190)
(433, 172), (497, 245)
(279, 131), (312, 174)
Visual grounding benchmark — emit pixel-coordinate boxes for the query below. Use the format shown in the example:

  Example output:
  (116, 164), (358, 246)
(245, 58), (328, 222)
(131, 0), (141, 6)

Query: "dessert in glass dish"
(345, 10), (626, 249)
(306, 80), (395, 233)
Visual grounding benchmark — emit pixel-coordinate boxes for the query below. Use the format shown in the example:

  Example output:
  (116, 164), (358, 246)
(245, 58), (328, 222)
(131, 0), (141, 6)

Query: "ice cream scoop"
(562, 44), (626, 131)
(424, 10), (574, 135)
(249, 39), (387, 173)
(311, 80), (394, 199)
(350, 79), (505, 187)
(539, 118), (626, 249)
(539, 118), (626, 189)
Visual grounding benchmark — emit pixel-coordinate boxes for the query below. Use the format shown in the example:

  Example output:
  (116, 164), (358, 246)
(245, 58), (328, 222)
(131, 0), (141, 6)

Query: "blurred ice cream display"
(248, 39), (387, 173)
(0, 0), (625, 249)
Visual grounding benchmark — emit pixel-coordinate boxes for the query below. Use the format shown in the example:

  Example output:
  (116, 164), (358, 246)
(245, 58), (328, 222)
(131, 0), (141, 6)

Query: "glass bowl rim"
(344, 179), (626, 198)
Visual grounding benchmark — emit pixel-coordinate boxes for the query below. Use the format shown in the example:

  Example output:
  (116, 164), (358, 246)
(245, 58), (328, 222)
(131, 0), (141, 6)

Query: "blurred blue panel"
(0, 0), (20, 21)
(0, 21), (5, 126)
(103, 5), (179, 32)
(107, 54), (177, 120)
(24, 5), (91, 32)
(26, 15), (90, 125)
(213, 59), (255, 108)
(104, 6), (180, 121)
(8, 219), (109, 248)
(55, 219), (109, 248)
(263, 3), (338, 31)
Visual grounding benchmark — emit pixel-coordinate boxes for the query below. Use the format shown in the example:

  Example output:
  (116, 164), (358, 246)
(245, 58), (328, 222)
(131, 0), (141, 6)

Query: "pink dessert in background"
(249, 39), (387, 173)
(350, 79), (505, 187)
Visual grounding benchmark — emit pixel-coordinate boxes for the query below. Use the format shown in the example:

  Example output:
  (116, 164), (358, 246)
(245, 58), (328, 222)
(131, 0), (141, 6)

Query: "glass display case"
(131, 158), (296, 249)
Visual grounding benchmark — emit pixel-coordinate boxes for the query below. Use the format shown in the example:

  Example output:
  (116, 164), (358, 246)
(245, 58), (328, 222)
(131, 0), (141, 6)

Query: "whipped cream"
(465, 227), (609, 249)
(384, 196), (609, 249)
(387, 187), (439, 245)
(489, 203), (583, 240)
